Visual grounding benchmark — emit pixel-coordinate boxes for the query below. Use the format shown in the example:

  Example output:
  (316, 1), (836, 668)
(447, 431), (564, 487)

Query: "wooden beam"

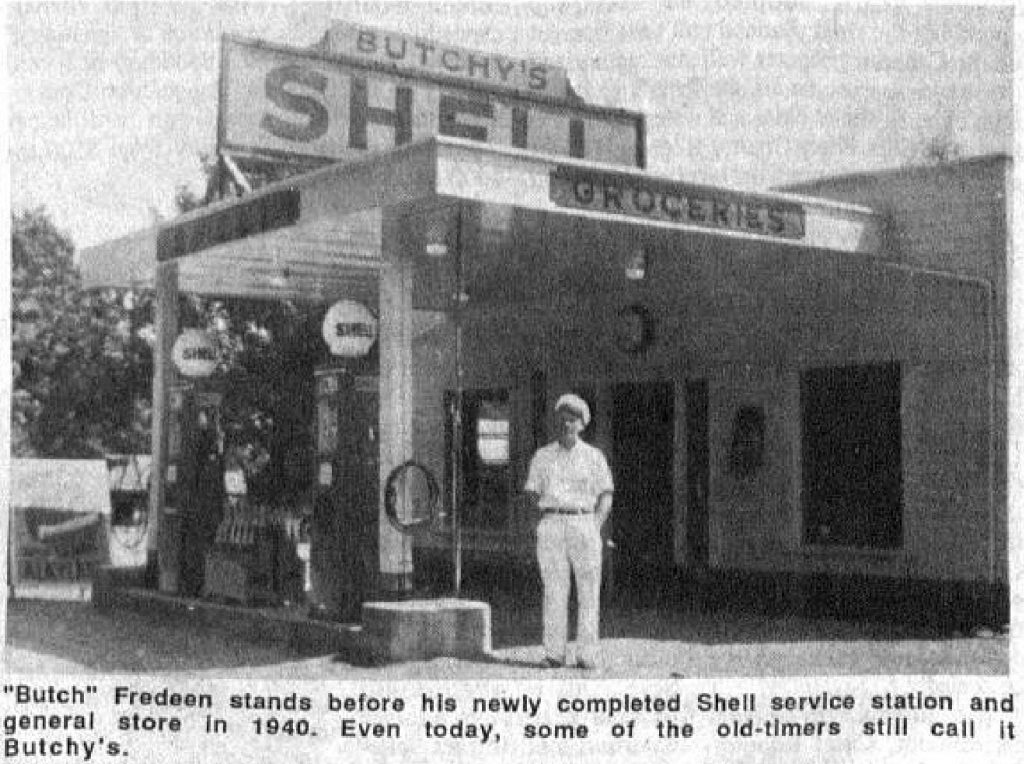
(152, 261), (180, 591)
(222, 153), (253, 195)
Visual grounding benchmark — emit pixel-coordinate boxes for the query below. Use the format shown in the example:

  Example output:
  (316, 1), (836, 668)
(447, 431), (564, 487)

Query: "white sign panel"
(322, 300), (378, 357)
(317, 21), (571, 100)
(171, 329), (218, 378)
(219, 36), (644, 168)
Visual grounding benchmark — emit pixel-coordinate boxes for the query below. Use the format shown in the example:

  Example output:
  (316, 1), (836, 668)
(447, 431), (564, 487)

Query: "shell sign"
(322, 300), (378, 357)
(218, 34), (644, 170)
(172, 329), (218, 378)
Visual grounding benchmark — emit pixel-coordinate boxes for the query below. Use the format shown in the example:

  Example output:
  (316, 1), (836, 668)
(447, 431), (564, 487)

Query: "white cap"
(554, 393), (590, 426)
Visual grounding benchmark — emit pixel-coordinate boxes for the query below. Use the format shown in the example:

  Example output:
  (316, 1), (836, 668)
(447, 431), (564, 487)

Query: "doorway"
(612, 381), (675, 594)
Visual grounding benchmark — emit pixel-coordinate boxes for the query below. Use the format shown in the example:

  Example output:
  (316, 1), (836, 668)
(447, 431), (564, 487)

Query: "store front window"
(446, 389), (511, 528)
(801, 363), (902, 549)
(475, 400), (510, 465)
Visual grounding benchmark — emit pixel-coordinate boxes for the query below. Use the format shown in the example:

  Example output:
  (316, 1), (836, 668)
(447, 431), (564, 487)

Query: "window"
(801, 363), (902, 549)
(475, 401), (510, 465)
(445, 389), (511, 528)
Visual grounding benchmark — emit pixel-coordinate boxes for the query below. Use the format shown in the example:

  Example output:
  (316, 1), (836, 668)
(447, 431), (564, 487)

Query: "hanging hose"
(384, 460), (441, 535)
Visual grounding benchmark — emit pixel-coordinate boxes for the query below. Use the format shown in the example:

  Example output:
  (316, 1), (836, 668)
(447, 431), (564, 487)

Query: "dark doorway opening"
(801, 362), (902, 549)
(612, 381), (675, 594)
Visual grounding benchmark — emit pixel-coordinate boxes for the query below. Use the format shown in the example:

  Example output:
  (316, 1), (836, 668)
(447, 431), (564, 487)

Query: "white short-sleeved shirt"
(525, 440), (614, 511)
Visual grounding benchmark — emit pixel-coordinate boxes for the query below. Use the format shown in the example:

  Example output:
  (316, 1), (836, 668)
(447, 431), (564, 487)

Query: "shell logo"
(322, 300), (378, 357)
(172, 329), (218, 378)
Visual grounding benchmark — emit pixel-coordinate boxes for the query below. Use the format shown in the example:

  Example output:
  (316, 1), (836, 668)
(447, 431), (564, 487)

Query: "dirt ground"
(4, 592), (1008, 679)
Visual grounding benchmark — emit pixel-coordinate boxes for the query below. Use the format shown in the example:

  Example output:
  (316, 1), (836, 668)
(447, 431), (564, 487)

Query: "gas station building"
(80, 23), (1010, 623)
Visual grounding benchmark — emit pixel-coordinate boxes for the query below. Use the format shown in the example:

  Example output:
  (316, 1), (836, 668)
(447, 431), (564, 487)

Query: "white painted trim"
(433, 138), (883, 255)
(80, 136), (887, 296)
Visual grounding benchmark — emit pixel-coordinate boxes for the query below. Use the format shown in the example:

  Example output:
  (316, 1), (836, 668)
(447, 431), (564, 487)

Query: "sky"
(6, 1), (1016, 251)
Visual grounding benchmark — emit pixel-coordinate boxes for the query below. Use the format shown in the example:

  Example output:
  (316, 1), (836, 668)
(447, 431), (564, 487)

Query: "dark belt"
(543, 507), (593, 515)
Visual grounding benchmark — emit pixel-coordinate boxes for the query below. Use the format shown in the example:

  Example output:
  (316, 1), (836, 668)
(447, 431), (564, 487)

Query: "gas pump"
(309, 367), (380, 620)
(165, 382), (224, 596)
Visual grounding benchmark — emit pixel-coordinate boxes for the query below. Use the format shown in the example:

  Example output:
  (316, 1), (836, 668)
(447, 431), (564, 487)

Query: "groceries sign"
(550, 168), (806, 240)
(219, 27), (644, 167)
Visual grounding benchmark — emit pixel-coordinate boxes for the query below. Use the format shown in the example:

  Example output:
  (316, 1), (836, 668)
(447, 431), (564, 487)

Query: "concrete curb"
(363, 598), (492, 661)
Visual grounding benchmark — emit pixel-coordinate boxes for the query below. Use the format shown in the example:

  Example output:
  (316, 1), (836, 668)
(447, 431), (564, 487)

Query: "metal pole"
(452, 204), (465, 597)
(124, 287), (136, 428)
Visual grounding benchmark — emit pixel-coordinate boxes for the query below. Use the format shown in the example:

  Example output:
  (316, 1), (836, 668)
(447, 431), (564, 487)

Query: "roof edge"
(776, 152), (1013, 192)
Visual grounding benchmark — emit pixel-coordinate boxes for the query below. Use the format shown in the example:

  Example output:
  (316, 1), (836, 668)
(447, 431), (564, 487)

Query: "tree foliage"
(919, 133), (963, 165)
(174, 270), (341, 505)
(174, 152), (314, 213)
(10, 152), (321, 467)
(186, 297), (331, 503)
(914, 117), (964, 166)
(169, 154), (337, 503)
(11, 208), (154, 457)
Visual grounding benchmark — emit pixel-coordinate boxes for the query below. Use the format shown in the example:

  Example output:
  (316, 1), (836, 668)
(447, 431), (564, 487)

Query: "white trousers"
(536, 514), (603, 661)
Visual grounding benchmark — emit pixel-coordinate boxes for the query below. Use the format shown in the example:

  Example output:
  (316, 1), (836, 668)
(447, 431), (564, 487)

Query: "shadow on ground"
(452, 570), (1007, 651)
(4, 599), (302, 673)
(5, 564), (1008, 676)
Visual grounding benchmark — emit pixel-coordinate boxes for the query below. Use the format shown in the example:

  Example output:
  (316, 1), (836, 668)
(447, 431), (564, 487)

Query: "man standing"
(525, 393), (614, 670)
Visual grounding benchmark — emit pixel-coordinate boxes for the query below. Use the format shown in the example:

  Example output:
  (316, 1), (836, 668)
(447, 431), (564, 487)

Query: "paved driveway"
(4, 594), (1007, 678)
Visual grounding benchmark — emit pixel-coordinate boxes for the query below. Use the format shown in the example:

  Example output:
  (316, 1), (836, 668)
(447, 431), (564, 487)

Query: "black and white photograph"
(4, 0), (1018, 759)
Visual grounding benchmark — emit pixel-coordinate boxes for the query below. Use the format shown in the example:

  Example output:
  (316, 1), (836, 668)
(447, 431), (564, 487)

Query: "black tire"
(384, 461), (440, 534)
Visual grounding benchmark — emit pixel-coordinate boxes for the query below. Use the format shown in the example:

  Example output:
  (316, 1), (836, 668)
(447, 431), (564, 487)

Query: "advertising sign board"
(550, 167), (806, 241)
(316, 21), (571, 101)
(219, 35), (644, 168)
(172, 329), (218, 378)
(322, 300), (378, 357)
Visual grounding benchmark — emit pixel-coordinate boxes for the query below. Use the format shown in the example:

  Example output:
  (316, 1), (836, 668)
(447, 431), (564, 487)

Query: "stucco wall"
(701, 359), (998, 583)
(904, 361), (994, 581)
(409, 289), (999, 582)
(780, 155), (1009, 284)
(406, 159), (1006, 584)
(706, 366), (797, 572)
(781, 156), (1007, 584)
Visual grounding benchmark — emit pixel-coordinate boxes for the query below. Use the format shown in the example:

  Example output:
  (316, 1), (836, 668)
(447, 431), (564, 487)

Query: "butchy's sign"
(317, 21), (570, 100)
(219, 34), (644, 167)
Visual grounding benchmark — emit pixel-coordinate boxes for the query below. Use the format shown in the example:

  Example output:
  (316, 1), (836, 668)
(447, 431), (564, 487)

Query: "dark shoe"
(577, 658), (598, 671)
(541, 657), (565, 669)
